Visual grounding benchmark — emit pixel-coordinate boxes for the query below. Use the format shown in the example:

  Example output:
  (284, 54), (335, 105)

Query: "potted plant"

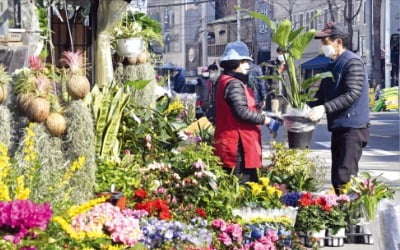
(294, 192), (328, 247)
(112, 12), (162, 61)
(348, 172), (395, 221)
(244, 9), (333, 148)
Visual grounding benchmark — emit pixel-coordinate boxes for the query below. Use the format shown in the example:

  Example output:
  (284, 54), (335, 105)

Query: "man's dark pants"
(331, 127), (369, 194)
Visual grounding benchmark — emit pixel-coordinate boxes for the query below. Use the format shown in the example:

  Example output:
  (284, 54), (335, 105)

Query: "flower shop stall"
(0, 3), (397, 250)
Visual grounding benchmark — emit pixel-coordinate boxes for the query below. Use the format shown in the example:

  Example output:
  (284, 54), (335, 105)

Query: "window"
(300, 13), (304, 27)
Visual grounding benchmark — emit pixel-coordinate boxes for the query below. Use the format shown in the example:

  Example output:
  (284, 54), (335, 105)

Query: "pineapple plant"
(0, 65), (11, 104)
(60, 50), (90, 100)
(13, 57), (52, 121)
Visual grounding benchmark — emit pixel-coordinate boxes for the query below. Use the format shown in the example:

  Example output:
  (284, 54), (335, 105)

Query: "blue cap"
(220, 41), (253, 62)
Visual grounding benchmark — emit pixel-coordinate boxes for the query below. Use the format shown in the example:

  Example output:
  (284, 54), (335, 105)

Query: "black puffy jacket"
(223, 71), (266, 125)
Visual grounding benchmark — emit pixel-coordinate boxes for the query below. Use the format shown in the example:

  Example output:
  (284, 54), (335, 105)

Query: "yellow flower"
(14, 176), (31, 200)
(265, 186), (282, 197)
(0, 183), (10, 201)
(103, 245), (124, 250)
(165, 99), (184, 114)
(53, 216), (85, 240)
(57, 156), (86, 189)
(259, 177), (270, 187)
(67, 196), (107, 218)
(247, 182), (263, 196)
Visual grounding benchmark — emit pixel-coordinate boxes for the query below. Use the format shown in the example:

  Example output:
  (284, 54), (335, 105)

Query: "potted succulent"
(112, 12), (162, 62)
(245, 9), (333, 148)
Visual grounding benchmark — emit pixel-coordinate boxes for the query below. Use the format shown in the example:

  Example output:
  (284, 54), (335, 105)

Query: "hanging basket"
(115, 37), (144, 57)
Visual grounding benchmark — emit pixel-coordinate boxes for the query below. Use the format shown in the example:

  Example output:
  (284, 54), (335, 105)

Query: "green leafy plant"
(112, 12), (163, 44)
(241, 8), (332, 109)
(261, 142), (328, 192)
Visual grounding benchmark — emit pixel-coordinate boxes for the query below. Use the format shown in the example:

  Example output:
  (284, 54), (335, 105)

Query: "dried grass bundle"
(0, 105), (12, 149)
(63, 100), (96, 204)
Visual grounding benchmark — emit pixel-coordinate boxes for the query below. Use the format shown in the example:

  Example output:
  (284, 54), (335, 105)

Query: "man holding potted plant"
(307, 22), (370, 195)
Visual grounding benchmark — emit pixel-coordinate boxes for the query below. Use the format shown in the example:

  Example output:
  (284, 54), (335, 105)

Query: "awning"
(301, 55), (330, 70)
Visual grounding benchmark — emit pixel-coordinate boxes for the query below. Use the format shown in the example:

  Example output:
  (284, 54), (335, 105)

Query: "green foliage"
(95, 155), (142, 198)
(118, 101), (185, 164)
(295, 205), (326, 233)
(91, 83), (130, 158)
(261, 142), (328, 192)
(112, 12), (163, 44)
(243, 8), (332, 109)
(325, 206), (347, 234)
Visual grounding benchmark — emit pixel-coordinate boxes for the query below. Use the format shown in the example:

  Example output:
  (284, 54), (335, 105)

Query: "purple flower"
(280, 191), (301, 207)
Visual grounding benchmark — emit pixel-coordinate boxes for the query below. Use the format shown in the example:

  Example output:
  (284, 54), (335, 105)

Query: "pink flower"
(218, 232), (232, 246)
(192, 160), (206, 170)
(337, 194), (350, 202)
(211, 219), (227, 231)
(124, 149), (131, 155)
(226, 224), (243, 241)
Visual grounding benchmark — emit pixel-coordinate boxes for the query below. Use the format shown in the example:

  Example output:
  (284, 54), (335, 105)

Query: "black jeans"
(331, 127), (369, 194)
(224, 140), (258, 184)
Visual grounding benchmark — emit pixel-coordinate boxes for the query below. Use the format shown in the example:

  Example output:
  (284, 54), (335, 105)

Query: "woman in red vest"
(213, 41), (279, 184)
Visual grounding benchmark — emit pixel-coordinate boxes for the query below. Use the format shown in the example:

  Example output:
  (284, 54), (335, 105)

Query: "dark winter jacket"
(223, 71), (266, 125)
(248, 62), (267, 106)
(310, 50), (370, 131)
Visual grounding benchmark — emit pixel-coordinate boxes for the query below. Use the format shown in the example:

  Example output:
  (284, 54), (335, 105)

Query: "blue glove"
(267, 118), (280, 132)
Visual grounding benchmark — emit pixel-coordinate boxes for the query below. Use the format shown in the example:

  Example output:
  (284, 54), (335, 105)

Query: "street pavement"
(261, 111), (400, 250)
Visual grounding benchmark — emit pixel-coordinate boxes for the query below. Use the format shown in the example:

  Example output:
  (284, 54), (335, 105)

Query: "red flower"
(196, 208), (207, 218)
(159, 210), (172, 220)
(134, 189), (147, 199)
(135, 202), (152, 214)
(316, 197), (331, 211)
(299, 192), (315, 207)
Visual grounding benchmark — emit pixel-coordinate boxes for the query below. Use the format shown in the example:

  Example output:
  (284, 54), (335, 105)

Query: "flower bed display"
(0, 6), (396, 250)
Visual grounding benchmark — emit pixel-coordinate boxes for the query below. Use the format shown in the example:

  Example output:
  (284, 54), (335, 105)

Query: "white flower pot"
(327, 228), (345, 247)
(115, 37), (144, 57)
(305, 229), (326, 247)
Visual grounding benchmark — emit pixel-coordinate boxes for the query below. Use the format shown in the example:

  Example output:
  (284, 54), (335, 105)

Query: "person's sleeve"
(257, 68), (267, 100)
(224, 80), (265, 124)
(308, 78), (327, 108)
(323, 59), (365, 113)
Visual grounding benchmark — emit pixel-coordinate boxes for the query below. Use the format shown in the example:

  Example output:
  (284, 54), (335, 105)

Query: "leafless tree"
(271, 0), (299, 21)
(326, 0), (363, 51)
(372, 0), (383, 87)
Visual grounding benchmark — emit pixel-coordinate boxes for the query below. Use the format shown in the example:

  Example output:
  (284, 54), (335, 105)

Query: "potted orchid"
(349, 172), (395, 221)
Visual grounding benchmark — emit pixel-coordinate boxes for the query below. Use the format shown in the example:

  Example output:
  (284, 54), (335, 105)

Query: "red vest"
(213, 74), (262, 169)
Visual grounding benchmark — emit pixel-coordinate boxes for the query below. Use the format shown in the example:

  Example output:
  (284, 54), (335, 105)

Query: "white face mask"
(277, 54), (285, 62)
(210, 72), (218, 81)
(321, 44), (336, 58)
(239, 61), (250, 75)
(202, 72), (210, 78)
